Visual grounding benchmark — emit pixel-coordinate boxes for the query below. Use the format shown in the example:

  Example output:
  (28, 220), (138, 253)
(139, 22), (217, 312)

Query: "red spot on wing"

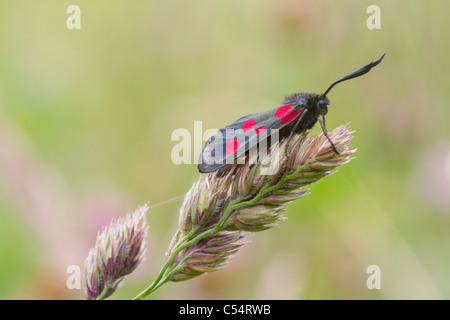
(226, 138), (240, 155)
(281, 110), (300, 124)
(274, 104), (293, 118)
(256, 126), (266, 135)
(242, 119), (255, 132)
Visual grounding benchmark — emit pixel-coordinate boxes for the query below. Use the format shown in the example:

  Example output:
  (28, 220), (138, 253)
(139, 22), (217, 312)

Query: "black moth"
(198, 53), (385, 173)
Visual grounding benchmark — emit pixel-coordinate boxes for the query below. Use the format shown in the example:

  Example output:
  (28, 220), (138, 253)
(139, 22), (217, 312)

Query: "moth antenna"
(322, 53), (385, 98)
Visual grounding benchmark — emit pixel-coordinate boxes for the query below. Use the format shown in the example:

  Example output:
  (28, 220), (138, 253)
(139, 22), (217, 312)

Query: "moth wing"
(198, 104), (303, 173)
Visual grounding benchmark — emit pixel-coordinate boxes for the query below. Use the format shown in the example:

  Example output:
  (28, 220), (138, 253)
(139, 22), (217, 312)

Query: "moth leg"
(284, 131), (295, 158)
(283, 108), (309, 157)
(318, 115), (340, 154)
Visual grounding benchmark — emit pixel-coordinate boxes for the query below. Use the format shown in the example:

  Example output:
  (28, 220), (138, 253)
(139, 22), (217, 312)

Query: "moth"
(198, 53), (385, 173)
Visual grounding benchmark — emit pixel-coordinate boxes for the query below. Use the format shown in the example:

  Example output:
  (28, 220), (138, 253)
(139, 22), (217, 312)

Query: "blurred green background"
(0, 0), (449, 299)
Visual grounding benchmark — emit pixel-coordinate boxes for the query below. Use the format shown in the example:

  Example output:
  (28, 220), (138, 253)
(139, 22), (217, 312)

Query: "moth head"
(317, 98), (330, 116)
